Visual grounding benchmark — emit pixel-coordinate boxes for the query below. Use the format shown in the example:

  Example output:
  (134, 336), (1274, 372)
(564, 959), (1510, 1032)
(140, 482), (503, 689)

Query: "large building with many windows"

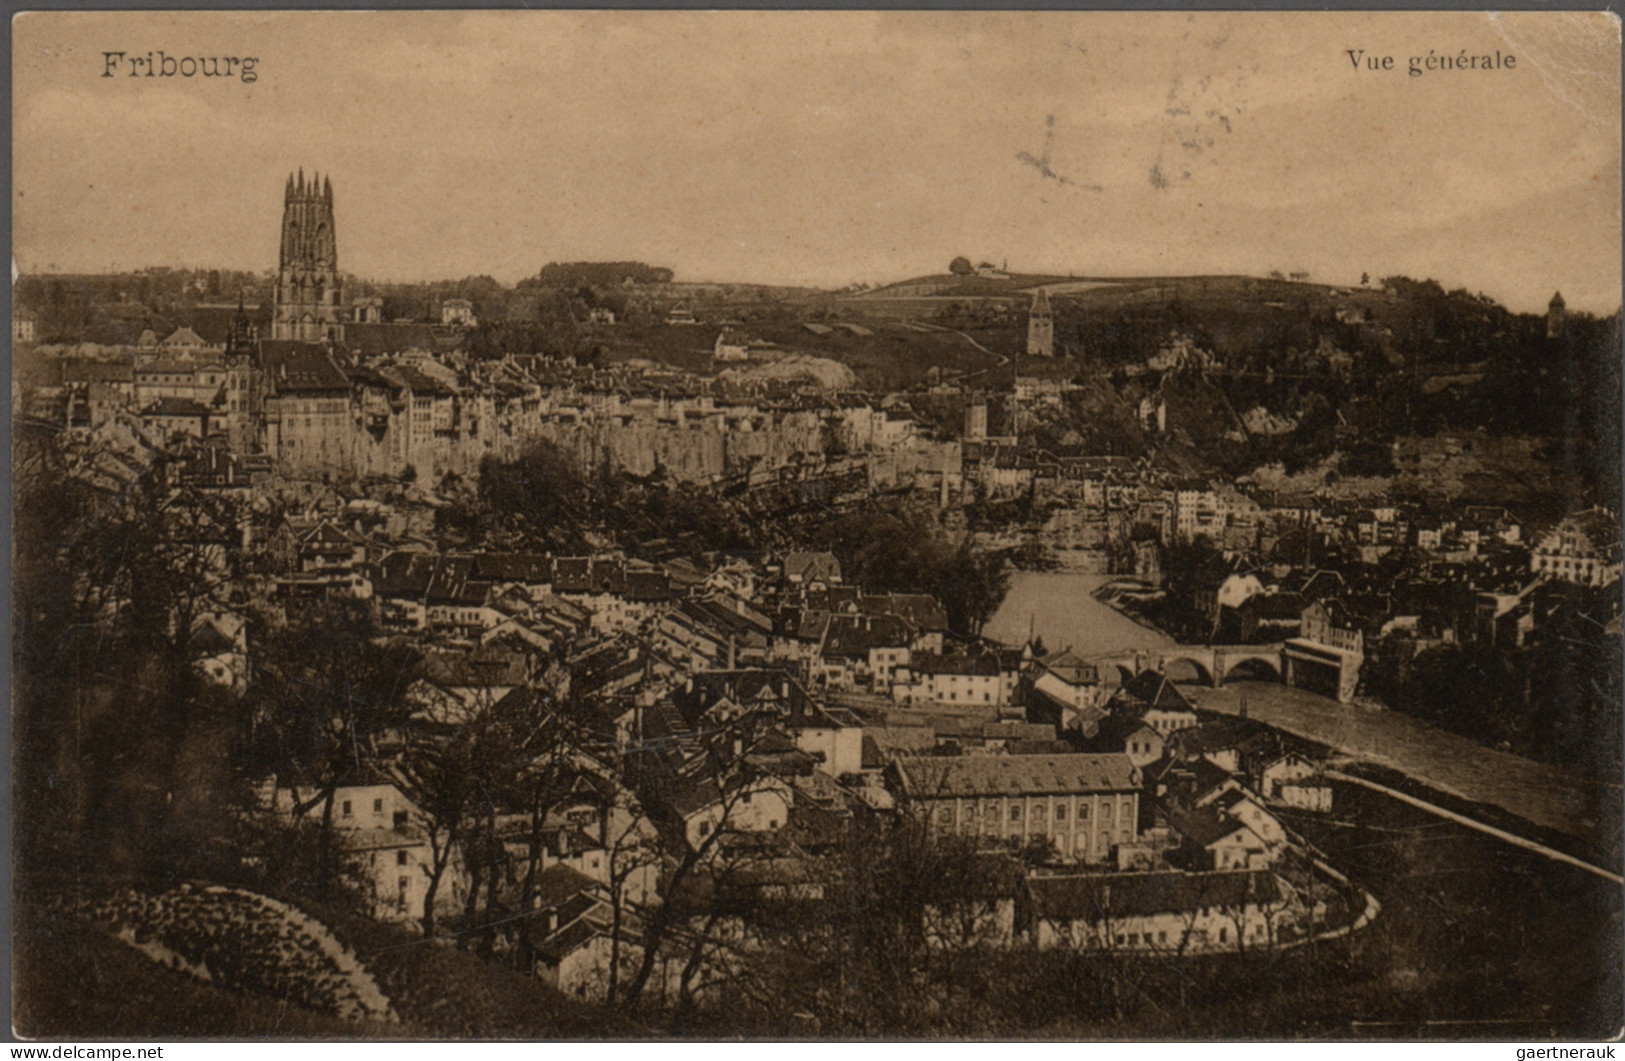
(888, 753), (1140, 864)
(1530, 510), (1621, 587)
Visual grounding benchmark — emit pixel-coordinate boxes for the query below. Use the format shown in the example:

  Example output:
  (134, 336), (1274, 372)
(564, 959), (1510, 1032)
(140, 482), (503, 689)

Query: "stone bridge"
(1088, 644), (1286, 689)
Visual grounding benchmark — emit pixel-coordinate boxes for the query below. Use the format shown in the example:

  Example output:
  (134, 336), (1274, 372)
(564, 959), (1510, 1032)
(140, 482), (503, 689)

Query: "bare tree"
(247, 600), (419, 890)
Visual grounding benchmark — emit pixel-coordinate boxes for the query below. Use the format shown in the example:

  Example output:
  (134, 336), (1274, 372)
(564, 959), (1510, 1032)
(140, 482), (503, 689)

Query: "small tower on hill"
(1026, 288), (1054, 358)
(1547, 291), (1566, 340)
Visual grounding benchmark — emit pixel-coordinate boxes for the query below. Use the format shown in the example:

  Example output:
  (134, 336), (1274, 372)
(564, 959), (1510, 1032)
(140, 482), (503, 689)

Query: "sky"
(12, 10), (1622, 313)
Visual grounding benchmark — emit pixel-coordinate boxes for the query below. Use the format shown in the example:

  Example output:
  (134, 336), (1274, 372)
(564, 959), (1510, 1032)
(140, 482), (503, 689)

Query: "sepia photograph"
(10, 9), (1624, 1041)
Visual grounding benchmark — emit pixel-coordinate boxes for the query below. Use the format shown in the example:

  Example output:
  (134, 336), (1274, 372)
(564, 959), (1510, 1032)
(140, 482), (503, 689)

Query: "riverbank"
(983, 571), (1174, 656)
(1188, 682), (1622, 867)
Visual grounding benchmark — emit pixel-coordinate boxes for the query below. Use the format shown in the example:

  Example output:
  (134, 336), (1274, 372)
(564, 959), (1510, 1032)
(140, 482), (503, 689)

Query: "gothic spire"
(323, 174), (332, 201)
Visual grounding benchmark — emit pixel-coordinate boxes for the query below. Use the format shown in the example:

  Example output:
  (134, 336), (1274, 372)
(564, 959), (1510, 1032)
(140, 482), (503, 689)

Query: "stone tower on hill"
(272, 169), (345, 342)
(1027, 287), (1054, 358)
(1547, 290), (1566, 340)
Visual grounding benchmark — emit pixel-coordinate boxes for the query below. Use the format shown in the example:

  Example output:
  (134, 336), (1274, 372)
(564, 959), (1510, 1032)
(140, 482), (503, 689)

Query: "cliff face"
(271, 397), (850, 485)
(526, 414), (826, 482)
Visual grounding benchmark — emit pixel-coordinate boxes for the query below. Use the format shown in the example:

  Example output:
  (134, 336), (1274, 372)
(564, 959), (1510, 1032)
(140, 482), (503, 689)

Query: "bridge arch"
(1219, 655), (1282, 685)
(1160, 656), (1215, 686)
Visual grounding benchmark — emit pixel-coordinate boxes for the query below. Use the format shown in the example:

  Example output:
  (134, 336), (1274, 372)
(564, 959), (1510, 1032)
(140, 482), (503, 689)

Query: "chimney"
(547, 909), (559, 934)
(555, 827), (569, 858)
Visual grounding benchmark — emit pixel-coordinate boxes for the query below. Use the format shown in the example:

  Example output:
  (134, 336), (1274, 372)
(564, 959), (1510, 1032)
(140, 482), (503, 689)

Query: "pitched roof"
(821, 613), (917, 658)
(161, 326), (208, 348)
(1244, 592), (1307, 621)
(1039, 649), (1100, 686)
(891, 753), (1139, 799)
(262, 343), (351, 392)
(424, 555), (489, 606)
(857, 593), (949, 631)
(1117, 671), (1196, 715)
(62, 359), (134, 384)
(471, 552), (554, 584)
(421, 648), (526, 689)
(532, 863), (605, 909)
(1166, 804), (1260, 849)
(908, 652), (1001, 676)
(1145, 753), (1235, 799)
(784, 551), (841, 582)
(142, 396), (211, 417)
(1025, 869), (1279, 921)
(374, 551), (440, 597)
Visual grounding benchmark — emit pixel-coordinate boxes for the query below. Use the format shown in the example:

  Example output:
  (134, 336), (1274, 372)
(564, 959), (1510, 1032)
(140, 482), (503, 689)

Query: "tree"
(14, 430), (247, 876)
(394, 721), (478, 938)
(949, 257), (974, 276)
(614, 760), (761, 1013)
(244, 601), (419, 891)
(476, 441), (592, 549)
(811, 505), (1009, 635)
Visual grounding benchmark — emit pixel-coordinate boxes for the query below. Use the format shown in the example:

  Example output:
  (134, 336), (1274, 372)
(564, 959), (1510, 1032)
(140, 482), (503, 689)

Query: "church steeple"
(226, 288), (257, 359)
(272, 169), (345, 342)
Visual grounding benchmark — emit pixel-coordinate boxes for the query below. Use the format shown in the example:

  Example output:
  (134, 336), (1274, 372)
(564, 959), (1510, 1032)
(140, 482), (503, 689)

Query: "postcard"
(11, 9), (1622, 1042)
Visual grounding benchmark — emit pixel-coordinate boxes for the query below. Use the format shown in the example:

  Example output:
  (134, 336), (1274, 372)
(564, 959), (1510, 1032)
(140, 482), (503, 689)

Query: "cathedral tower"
(272, 169), (345, 342)
(1026, 287), (1054, 358)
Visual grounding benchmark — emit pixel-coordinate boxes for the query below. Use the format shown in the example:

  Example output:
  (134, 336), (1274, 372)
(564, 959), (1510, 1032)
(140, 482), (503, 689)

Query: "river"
(983, 571), (1174, 656)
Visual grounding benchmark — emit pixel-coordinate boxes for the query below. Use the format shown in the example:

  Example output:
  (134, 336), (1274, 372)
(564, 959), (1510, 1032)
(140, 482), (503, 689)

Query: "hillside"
(15, 884), (635, 1040)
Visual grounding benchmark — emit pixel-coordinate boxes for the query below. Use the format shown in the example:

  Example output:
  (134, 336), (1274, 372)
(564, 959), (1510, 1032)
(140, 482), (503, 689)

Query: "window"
(396, 850), (407, 866)
(342, 800), (352, 817)
(1219, 928), (1228, 943)
(1078, 804), (1089, 821)
(698, 821), (712, 838)
(1158, 931), (1168, 944)
(1055, 804), (1067, 821)
(1009, 805), (1022, 822)
(374, 798), (384, 814)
